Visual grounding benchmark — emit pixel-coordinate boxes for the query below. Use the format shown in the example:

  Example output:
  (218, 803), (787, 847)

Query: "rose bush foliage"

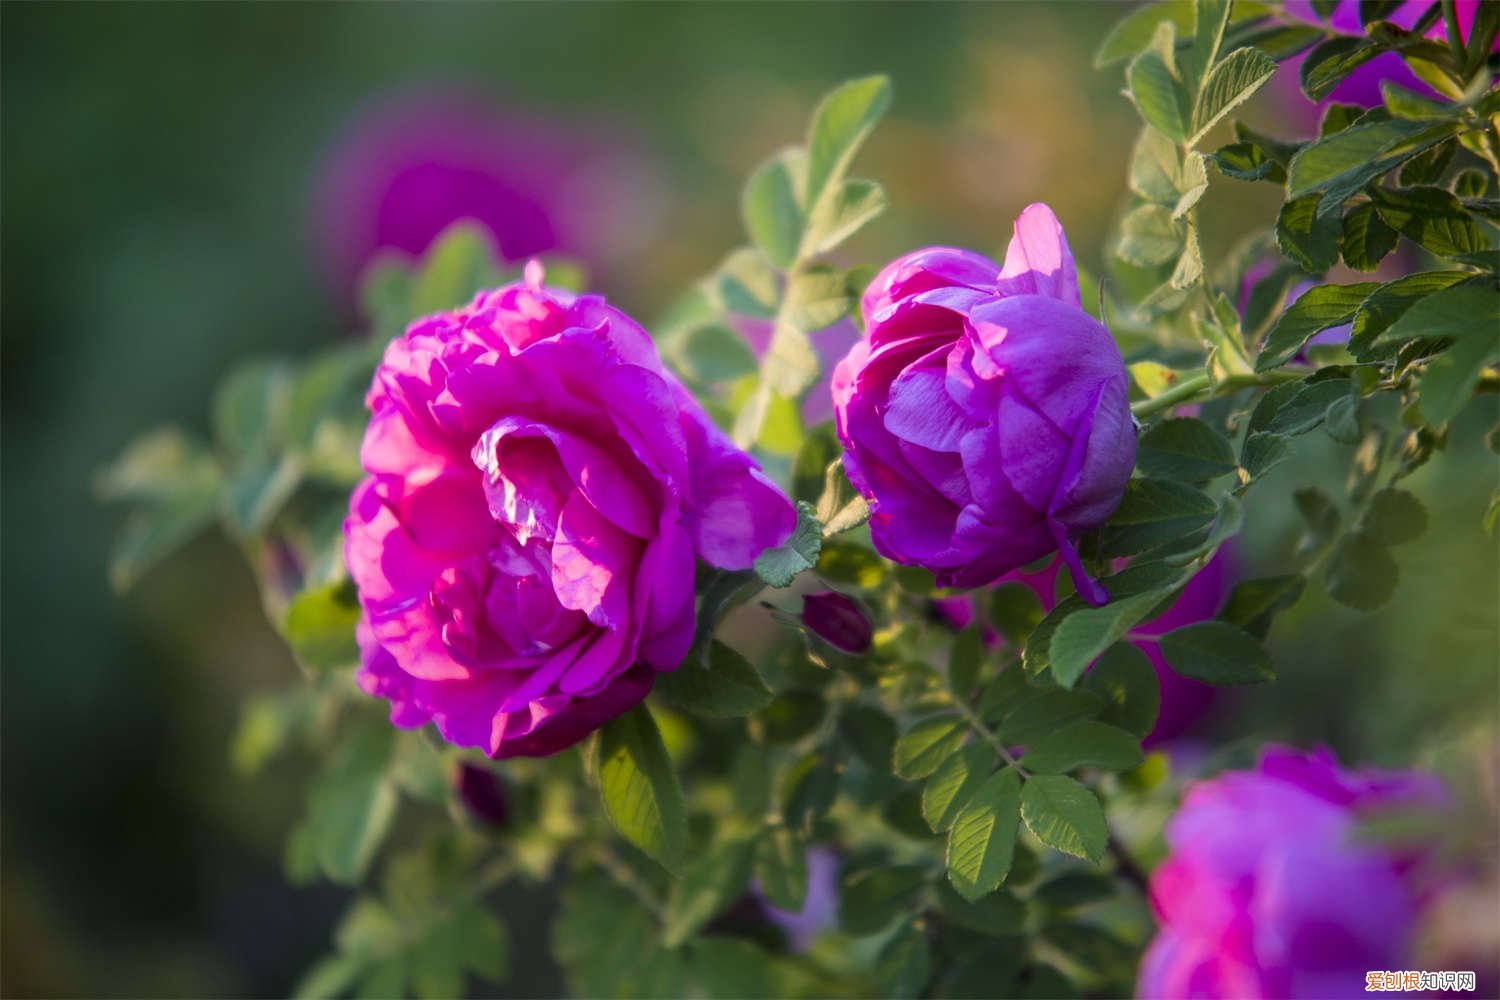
(103, 3), (1498, 997)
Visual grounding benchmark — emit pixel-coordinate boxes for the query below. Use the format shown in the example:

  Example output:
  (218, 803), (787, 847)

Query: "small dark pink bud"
(453, 762), (510, 828)
(801, 591), (872, 654)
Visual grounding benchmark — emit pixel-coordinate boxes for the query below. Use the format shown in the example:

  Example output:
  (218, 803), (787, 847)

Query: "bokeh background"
(2, 3), (1495, 996)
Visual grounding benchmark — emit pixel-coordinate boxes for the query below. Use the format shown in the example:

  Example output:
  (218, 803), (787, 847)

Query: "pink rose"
(1141, 746), (1448, 999)
(832, 203), (1136, 604)
(345, 264), (795, 757)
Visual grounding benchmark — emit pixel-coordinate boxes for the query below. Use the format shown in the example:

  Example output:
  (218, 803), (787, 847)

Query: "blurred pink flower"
(1140, 745), (1449, 999)
(311, 87), (660, 307)
(1269, 0), (1494, 132)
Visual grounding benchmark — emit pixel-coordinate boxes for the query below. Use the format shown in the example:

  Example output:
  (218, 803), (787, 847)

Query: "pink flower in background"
(1140, 746), (1448, 999)
(832, 204), (1136, 605)
(311, 88), (659, 306)
(936, 550), (1234, 746)
(345, 265), (794, 757)
(1270, 0), (1495, 130)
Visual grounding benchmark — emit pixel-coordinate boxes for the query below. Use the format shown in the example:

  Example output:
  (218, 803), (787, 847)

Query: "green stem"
(944, 688), (1029, 778)
(1130, 368), (1307, 420)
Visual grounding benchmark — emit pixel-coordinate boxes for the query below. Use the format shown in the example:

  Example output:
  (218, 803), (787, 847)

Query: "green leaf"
(840, 865), (927, 936)
(596, 707), (688, 872)
(1117, 203), (1184, 266)
(1033, 871), (1117, 910)
(993, 687), (1106, 746)
(1159, 621), (1275, 684)
(839, 704), (898, 771)
(1325, 531), (1399, 609)
(1420, 337), (1500, 427)
(308, 721), (398, 884)
(1341, 202), (1401, 272)
(656, 641), (773, 717)
(1095, 1), (1193, 67)
(895, 715), (969, 779)
(949, 626), (985, 697)
(1172, 153), (1210, 219)
(1276, 194), (1343, 273)
(742, 150), (805, 270)
(1129, 22), (1192, 141)
(1257, 284), (1376, 370)
(1081, 643), (1161, 739)
(1131, 128), (1187, 203)
(1264, 377), (1355, 436)
(781, 753), (839, 832)
(750, 691), (826, 745)
(804, 75), (892, 215)
(1324, 392), (1362, 444)
(1349, 270), (1474, 355)
(923, 743), (995, 835)
(784, 263), (854, 334)
(947, 768), (1022, 901)
(1370, 185), (1492, 258)
(664, 836), (756, 947)
(1047, 591), (1173, 688)
(1240, 431), (1293, 480)
(754, 502), (823, 588)
(553, 868), (661, 997)
(803, 178), (887, 258)
(1320, 102), (1365, 137)
(1294, 485), (1343, 554)
(1370, 279), (1497, 353)
(407, 222), (502, 316)
(1220, 574), (1307, 638)
(1398, 138), (1457, 184)
(1300, 36), (1381, 101)
(816, 459), (871, 538)
(875, 925), (932, 999)
(100, 430), (222, 591)
(1020, 720), (1144, 774)
(1287, 119), (1455, 210)
(1099, 479), (1219, 558)
(935, 882), (1025, 935)
(714, 246), (780, 318)
(1022, 563), (1183, 678)
(672, 324), (758, 384)
(294, 956), (363, 999)
(1020, 775), (1108, 862)
(1138, 417), (1237, 481)
(1209, 141), (1284, 183)
(1360, 487), (1428, 545)
(283, 579), (361, 671)
(686, 939), (779, 1000)
(987, 583), (1046, 645)
(753, 827), (808, 912)
(1190, 46), (1276, 145)
(1189, 0), (1233, 79)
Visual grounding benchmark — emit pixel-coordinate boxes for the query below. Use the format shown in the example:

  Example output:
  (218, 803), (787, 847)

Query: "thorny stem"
(944, 687), (1029, 778)
(1130, 367), (1308, 421)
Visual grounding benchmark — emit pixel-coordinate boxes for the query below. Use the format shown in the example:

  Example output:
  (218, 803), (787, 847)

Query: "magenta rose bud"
(801, 591), (873, 654)
(832, 203), (1135, 605)
(453, 761), (510, 828)
(1140, 746), (1449, 999)
(345, 263), (796, 757)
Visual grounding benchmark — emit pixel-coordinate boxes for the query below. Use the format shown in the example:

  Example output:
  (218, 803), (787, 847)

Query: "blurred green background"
(2, 3), (1494, 997)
